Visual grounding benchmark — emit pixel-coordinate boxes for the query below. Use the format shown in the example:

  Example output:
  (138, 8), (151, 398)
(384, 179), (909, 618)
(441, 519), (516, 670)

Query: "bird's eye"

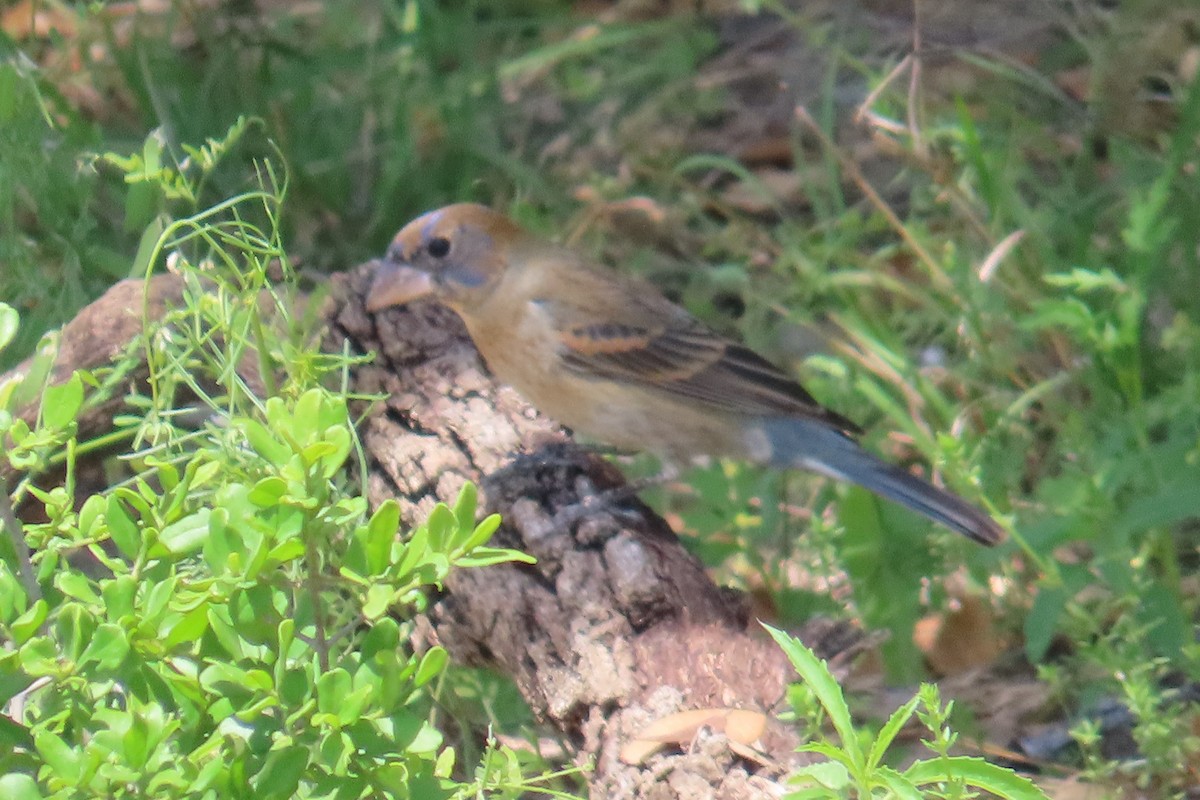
(427, 237), (451, 258)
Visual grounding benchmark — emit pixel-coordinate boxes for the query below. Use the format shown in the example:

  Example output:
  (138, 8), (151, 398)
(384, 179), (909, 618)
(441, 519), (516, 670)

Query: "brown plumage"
(367, 203), (1005, 545)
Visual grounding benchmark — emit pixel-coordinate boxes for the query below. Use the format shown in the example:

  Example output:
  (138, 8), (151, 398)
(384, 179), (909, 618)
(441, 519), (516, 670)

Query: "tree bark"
(5, 267), (866, 799)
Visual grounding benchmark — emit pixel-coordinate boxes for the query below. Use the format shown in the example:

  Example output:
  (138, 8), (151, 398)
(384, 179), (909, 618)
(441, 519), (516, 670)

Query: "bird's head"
(366, 203), (523, 314)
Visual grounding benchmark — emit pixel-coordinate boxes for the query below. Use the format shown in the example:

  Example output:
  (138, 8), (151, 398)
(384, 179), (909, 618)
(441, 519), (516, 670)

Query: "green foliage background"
(3, 0), (1200, 795)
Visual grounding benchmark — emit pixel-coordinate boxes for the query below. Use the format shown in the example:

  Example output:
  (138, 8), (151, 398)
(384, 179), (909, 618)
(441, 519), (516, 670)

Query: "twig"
(908, 0), (926, 160)
(0, 478), (40, 604)
(304, 542), (330, 674)
(795, 105), (956, 297)
(978, 230), (1026, 283)
(855, 54), (912, 128)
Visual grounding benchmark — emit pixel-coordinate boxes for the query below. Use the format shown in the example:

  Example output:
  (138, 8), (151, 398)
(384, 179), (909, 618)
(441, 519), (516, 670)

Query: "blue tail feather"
(761, 417), (1004, 545)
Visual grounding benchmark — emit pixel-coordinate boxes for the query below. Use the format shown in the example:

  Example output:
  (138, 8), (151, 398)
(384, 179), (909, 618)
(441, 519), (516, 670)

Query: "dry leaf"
(619, 707), (768, 765)
(913, 593), (1003, 676)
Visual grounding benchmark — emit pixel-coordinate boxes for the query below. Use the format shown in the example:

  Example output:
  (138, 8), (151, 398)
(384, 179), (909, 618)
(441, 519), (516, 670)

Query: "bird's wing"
(535, 279), (861, 433)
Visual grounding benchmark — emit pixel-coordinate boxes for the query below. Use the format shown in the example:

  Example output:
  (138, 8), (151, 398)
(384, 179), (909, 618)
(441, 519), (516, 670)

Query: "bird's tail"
(761, 417), (1005, 546)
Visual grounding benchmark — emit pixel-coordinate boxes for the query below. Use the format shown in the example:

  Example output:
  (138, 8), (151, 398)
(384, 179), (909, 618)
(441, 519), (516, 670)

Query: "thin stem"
(795, 106), (955, 298)
(304, 534), (330, 674)
(0, 478), (40, 603)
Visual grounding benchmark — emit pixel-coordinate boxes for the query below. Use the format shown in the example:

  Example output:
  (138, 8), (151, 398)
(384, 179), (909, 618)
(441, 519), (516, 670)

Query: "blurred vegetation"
(3, 0), (1200, 795)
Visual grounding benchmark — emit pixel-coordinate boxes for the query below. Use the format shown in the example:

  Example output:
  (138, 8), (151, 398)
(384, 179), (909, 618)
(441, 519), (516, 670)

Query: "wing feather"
(538, 290), (860, 433)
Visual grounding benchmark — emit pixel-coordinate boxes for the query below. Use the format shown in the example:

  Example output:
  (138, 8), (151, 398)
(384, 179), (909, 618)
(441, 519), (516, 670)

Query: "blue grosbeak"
(367, 203), (1004, 545)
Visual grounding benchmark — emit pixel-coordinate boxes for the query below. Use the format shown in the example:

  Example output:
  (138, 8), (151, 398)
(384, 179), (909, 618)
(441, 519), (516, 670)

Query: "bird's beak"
(365, 260), (435, 312)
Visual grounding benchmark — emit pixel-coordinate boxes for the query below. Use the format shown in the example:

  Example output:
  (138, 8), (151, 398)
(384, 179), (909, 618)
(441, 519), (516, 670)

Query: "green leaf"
(252, 744), (308, 800)
(10, 600), (47, 644)
(0, 566), (22, 622)
(78, 623), (130, 670)
(299, 440), (336, 465)
(55, 604), (95, 663)
(140, 575), (177, 625)
(365, 501), (400, 574)
(113, 487), (152, 525)
(0, 715), (35, 752)
(782, 789), (838, 800)
(385, 711), (444, 755)
(276, 617), (295, 655)
(0, 648), (33, 701)
(163, 604), (210, 650)
(455, 547), (536, 568)
(413, 646), (447, 688)
(765, 624), (862, 767)
(317, 668), (352, 715)
(425, 505), (455, 553)
(141, 128), (164, 175)
(199, 661), (253, 695)
(35, 730), (83, 784)
(0, 772), (43, 800)
(362, 583), (393, 621)
(1044, 267), (1126, 293)
(187, 458), (222, 490)
(452, 483), (478, 532)
(0, 304), (20, 353)
(55, 572), (101, 606)
(1024, 583), (1067, 663)
(157, 509), (211, 556)
(459, 513), (502, 553)
(42, 373), (83, 430)
(122, 710), (151, 770)
(248, 476), (287, 507)
(904, 756), (1049, 798)
(274, 619), (295, 690)
(279, 667), (310, 708)
(393, 525), (432, 582)
(866, 695), (919, 770)
(336, 684), (375, 726)
(792, 762), (849, 791)
(267, 538), (306, 566)
(102, 575), (137, 622)
(129, 213), (166, 271)
(435, 747), (456, 779)
(18, 636), (57, 677)
(241, 418), (291, 465)
(1114, 475), (1200, 538)
(149, 457), (180, 492)
(317, 426), (352, 478)
(105, 496), (142, 558)
(798, 741), (857, 770)
(78, 494), (105, 538)
(293, 390), (322, 443)
(1136, 583), (1190, 658)
(406, 719), (444, 756)
(874, 767), (924, 800)
(9, 333), (53, 412)
(358, 620), (399, 667)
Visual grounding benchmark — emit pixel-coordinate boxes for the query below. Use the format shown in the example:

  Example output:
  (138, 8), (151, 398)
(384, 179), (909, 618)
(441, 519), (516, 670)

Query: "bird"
(366, 203), (1004, 546)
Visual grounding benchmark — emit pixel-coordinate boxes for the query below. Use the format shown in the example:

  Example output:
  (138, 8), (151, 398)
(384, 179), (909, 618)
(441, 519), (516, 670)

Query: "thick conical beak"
(365, 261), (435, 312)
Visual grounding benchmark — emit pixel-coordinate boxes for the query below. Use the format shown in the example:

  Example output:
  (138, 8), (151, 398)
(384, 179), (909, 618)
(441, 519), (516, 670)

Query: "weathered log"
(331, 263), (852, 798)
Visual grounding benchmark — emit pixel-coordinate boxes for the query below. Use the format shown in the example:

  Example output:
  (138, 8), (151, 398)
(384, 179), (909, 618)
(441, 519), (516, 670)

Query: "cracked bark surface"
(5, 267), (866, 799)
